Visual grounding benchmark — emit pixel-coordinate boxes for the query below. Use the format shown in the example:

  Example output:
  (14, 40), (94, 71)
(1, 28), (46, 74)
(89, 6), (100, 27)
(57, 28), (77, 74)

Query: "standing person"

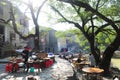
(89, 54), (96, 67)
(22, 47), (30, 64)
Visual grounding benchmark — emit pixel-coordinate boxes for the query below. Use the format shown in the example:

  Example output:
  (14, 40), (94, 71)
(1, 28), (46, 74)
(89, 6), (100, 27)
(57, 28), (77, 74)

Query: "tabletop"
(72, 58), (78, 61)
(82, 67), (104, 74)
(43, 57), (50, 60)
(77, 61), (90, 65)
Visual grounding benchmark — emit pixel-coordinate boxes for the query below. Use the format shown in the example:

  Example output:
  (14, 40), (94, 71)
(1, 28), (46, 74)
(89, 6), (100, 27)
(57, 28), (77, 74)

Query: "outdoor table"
(75, 61), (90, 69)
(26, 60), (44, 72)
(72, 58), (78, 63)
(43, 57), (50, 60)
(82, 67), (104, 80)
(72, 57), (87, 63)
(80, 57), (86, 61)
(8, 61), (19, 73)
(79, 61), (90, 65)
(5, 58), (25, 73)
(48, 56), (55, 62)
(26, 75), (40, 80)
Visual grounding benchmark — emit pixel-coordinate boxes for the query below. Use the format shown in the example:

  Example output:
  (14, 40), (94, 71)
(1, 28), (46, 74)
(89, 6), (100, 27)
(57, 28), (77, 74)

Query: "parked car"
(69, 49), (83, 58)
(59, 52), (65, 58)
(59, 48), (84, 59)
(64, 51), (74, 59)
(59, 51), (74, 59)
(59, 48), (68, 57)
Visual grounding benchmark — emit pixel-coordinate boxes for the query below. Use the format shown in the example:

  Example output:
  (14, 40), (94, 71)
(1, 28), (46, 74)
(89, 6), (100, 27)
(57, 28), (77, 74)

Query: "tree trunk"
(89, 42), (100, 66)
(99, 35), (120, 76)
(34, 37), (39, 51)
(34, 25), (40, 51)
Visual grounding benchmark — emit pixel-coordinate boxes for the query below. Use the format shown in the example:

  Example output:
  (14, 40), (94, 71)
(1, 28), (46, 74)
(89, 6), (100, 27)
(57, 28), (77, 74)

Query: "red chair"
(44, 60), (50, 68)
(5, 63), (19, 72)
(49, 59), (53, 66)
(33, 64), (39, 69)
(5, 63), (13, 72)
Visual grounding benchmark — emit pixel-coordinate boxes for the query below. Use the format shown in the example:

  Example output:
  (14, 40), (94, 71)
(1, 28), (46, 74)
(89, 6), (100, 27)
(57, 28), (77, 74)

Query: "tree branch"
(10, 4), (28, 40)
(58, 0), (119, 33)
(71, 4), (85, 27)
(36, 0), (48, 21)
(0, 19), (11, 24)
(51, 6), (81, 29)
(51, 5), (91, 40)
(96, 0), (101, 10)
(95, 20), (120, 35)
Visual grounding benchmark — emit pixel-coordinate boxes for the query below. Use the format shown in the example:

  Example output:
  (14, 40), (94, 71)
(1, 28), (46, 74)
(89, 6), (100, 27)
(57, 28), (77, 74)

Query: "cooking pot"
(18, 62), (24, 67)
(32, 55), (37, 59)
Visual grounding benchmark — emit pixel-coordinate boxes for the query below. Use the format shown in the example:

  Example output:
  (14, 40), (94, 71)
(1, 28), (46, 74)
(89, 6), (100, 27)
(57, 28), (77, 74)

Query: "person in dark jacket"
(22, 47), (30, 63)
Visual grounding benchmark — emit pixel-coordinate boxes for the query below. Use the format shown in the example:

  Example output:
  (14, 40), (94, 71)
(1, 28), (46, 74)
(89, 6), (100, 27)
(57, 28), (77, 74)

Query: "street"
(0, 55), (76, 80)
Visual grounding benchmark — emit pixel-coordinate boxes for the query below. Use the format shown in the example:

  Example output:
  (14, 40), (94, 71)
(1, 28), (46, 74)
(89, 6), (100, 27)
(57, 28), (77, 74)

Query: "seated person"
(9, 54), (18, 61)
(76, 58), (82, 63)
(76, 53), (82, 63)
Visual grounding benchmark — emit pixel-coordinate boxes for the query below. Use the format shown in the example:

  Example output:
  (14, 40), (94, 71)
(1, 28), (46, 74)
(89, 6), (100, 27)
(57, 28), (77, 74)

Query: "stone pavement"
(0, 55), (75, 80)
(0, 56), (117, 80)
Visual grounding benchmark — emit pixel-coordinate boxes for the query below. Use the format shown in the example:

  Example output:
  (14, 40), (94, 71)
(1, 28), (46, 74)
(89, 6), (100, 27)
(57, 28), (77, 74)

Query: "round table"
(82, 67), (104, 73)
(75, 61), (90, 69)
(72, 58), (78, 61)
(82, 67), (104, 80)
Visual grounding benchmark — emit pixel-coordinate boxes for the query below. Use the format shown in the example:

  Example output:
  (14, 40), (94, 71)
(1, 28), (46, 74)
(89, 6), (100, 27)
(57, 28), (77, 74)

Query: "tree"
(70, 29), (90, 52)
(51, 0), (120, 76)
(1, 0), (48, 50)
(56, 29), (89, 51)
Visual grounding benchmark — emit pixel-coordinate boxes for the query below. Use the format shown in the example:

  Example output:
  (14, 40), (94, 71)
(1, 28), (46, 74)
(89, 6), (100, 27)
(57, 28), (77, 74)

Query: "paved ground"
(0, 55), (118, 80)
(0, 55), (75, 80)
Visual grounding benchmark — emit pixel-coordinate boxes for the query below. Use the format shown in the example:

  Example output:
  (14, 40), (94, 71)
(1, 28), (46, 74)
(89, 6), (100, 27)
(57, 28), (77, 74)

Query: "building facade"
(0, 0), (29, 57)
(39, 29), (58, 53)
(46, 29), (58, 53)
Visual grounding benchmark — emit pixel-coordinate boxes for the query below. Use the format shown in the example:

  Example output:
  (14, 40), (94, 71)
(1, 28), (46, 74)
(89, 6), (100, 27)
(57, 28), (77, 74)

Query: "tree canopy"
(50, 0), (120, 76)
